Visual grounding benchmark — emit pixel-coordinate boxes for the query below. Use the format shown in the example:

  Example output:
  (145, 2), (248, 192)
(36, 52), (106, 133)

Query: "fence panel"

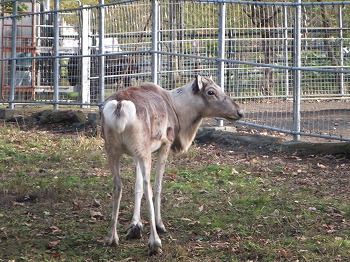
(89, 2), (153, 102)
(0, 0), (349, 141)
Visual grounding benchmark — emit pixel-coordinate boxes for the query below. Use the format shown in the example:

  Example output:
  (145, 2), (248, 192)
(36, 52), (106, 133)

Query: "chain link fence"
(0, 0), (349, 141)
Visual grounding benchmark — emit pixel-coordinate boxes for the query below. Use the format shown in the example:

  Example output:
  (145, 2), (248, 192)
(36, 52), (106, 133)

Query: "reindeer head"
(192, 75), (244, 121)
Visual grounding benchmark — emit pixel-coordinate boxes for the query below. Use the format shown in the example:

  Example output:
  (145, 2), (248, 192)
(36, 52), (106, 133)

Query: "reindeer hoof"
(156, 225), (167, 234)
(148, 242), (162, 256)
(104, 234), (119, 246)
(126, 223), (143, 240)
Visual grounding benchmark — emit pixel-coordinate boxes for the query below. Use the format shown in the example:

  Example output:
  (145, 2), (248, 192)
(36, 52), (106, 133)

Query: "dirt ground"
(14, 109), (349, 201)
(195, 126), (350, 199)
(237, 99), (350, 142)
(1, 109), (350, 260)
(3, 108), (350, 201)
(2, 97), (350, 141)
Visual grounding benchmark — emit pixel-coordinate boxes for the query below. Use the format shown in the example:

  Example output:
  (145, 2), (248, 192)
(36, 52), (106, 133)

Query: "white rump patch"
(103, 100), (136, 133)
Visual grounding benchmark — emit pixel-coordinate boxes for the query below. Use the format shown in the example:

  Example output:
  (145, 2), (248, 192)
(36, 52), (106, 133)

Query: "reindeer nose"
(237, 108), (244, 119)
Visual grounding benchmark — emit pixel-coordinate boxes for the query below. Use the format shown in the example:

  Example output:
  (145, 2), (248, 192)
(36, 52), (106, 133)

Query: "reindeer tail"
(103, 100), (136, 133)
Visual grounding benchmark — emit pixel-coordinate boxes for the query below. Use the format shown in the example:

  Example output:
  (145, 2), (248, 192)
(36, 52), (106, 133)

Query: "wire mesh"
(1, 2), (36, 101)
(96, 2), (153, 96)
(0, 0), (349, 141)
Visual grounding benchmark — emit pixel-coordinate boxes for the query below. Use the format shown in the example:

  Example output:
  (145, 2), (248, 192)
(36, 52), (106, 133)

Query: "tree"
(1, 1), (28, 15)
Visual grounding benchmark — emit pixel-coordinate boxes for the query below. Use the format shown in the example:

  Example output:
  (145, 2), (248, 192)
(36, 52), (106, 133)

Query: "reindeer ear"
(192, 75), (203, 93)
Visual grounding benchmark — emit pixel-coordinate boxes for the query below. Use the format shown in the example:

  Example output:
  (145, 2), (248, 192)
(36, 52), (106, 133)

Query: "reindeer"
(101, 75), (243, 255)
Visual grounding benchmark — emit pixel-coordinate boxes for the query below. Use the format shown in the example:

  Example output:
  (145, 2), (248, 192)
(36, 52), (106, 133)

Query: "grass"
(0, 123), (349, 261)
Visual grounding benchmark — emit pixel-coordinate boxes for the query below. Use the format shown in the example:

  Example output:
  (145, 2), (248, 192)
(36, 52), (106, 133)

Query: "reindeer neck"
(168, 82), (204, 152)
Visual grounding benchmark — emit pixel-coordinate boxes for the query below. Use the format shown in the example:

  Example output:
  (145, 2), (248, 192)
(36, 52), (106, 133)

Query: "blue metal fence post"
(98, 0), (105, 107)
(151, 0), (159, 85)
(8, 0), (18, 109)
(339, 6), (345, 96)
(53, 0), (60, 110)
(9, 1), (18, 109)
(293, 0), (302, 141)
(81, 7), (91, 107)
(218, 0), (226, 127)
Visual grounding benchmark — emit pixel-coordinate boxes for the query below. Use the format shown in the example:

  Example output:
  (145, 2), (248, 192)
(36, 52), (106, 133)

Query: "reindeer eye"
(207, 90), (215, 96)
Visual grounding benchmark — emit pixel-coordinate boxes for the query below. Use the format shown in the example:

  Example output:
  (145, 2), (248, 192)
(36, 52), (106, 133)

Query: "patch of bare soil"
(239, 99), (350, 141)
(194, 127), (350, 201)
(4, 109), (99, 135)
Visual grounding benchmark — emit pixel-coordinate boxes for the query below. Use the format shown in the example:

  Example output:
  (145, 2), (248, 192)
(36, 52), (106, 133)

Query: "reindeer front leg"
(126, 159), (144, 239)
(154, 143), (171, 233)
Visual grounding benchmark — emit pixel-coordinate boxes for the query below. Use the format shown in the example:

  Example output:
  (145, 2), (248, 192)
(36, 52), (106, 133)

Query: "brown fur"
(101, 76), (243, 255)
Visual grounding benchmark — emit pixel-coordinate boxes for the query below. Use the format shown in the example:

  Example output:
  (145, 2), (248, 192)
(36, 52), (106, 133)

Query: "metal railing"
(0, 0), (350, 141)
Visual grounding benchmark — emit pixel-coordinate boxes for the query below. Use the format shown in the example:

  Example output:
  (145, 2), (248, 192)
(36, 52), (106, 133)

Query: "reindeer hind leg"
(138, 154), (162, 255)
(104, 153), (122, 246)
(154, 142), (171, 234)
(126, 158), (144, 240)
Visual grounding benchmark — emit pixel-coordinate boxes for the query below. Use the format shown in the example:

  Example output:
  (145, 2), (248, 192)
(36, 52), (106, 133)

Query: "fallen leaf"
(72, 201), (81, 211)
(50, 253), (61, 258)
(231, 168), (239, 174)
(229, 235), (241, 241)
(49, 226), (61, 234)
(12, 201), (25, 206)
(251, 158), (258, 163)
(212, 227), (222, 234)
(279, 249), (288, 257)
(90, 210), (104, 220)
(317, 163), (327, 169)
(323, 223), (336, 233)
(296, 235), (307, 241)
(271, 209), (279, 217)
(118, 258), (134, 262)
(91, 199), (101, 208)
(47, 240), (60, 248)
(199, 205), (204, 212)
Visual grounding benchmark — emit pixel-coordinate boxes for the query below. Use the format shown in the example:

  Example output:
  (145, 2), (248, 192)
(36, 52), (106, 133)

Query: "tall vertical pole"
(98, 0), (105, 108)
(339, 6), (344, 95)
(283, 5), (289, 98)
(53, 0), (60, 110)
(81, 7), (91, 106)
(9, 0), (18, 109)
(151, 0), (159, 84)
(218, 1), (226, 127)
(293, 0), (302, 141)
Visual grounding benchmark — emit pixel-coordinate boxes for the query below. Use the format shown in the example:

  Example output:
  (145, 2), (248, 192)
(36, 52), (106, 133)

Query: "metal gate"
(1, 0), (350, 142)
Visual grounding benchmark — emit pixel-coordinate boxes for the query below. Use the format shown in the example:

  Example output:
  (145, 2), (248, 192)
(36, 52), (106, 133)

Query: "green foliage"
(1, 1), (28, 14)
(59, 0), (128, 10)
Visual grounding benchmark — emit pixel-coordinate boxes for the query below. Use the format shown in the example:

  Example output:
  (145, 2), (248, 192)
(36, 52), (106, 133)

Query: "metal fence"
(1, 0), (350, 141)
